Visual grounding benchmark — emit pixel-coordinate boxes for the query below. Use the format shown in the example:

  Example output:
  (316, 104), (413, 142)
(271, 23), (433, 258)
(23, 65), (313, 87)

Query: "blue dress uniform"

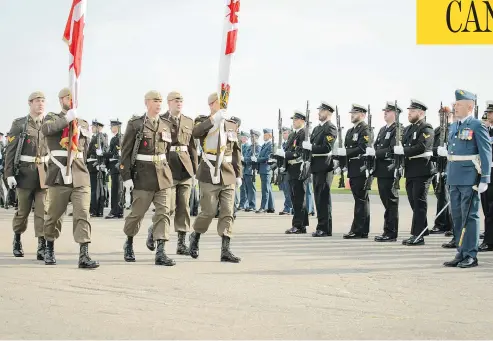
(239, 131), (250, 209)
(444, 90), (492, 268)
(241, 131), (260, 211)
(256, 128), (275, 213)
(479, 103), (493, 252)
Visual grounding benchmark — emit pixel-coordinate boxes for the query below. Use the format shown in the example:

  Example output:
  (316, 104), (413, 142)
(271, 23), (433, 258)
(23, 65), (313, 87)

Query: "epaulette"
(13, 116), (27, 123)
(194, 115), (209, 124)
(160, 116), (172, 124)
(181, 114), (193, 122)
(130, 114), (145, 122)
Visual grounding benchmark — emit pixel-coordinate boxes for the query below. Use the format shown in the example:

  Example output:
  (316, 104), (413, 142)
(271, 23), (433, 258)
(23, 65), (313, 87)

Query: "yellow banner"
(417, 0), (493, 44)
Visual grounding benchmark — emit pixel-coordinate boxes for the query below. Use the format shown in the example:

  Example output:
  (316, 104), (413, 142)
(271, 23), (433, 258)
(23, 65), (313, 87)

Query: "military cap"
(317, 101), (335, 113)
(485, 100), (493, 112)
(263, 128), (273, 134)
(349, 104), (367, 114)
(0, 132), (3, 136)
(282, 126), (292, 132)
(290, 110), (306, 120)
(110, 119), (122, 126)
(28, 91), (45, 101)
(92, 119), (104, 127)
(145, 90), (162, 100)
(240, 131), (249, 137)
(250, 129), (261, 137)
(382, 101), (402, 114)
(208, 92), (218, 105)
(230, 116), (241, 126)
(455, 89), (476, 101)
(58, 87), (71, 98)
(167, 91), (183, 101)
(407, 99), (427, 111)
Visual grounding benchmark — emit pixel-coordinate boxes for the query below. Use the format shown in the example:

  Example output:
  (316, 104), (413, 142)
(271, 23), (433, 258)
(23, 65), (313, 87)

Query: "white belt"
(409, 151), (433, 159)
(136, 153), (167, 162)
(50, 150), (84, 159)
(204, 153), (232, 163)
(109, 158), (119, 161)
(86, 158), (98, 162)
(19, 155), (49, 163)
(170, 145), (188, 152)
(448, 154), (481, 173)
(312, 152), (332, 157)
(288, 159), (302, 165)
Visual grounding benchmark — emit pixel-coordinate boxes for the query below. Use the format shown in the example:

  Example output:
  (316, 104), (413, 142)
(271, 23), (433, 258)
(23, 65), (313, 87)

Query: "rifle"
(96, 130), (106, 209)
(13, 116), (29, 177)
(131, 115), (147, 179)
(435, 102), (448, 194)
(299, 100), (311, 181)
(361, 105), (375, 190)
(474, 97), (478, 119)
(335, 106), (346, 188)
(390, 100), (403, 189)
(274, 109), (283, 186)
(250, 129), (257, 183)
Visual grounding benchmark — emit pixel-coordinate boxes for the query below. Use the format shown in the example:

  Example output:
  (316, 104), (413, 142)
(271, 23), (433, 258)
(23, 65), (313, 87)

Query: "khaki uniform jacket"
(5, 115), (48, 189)
(41, 112), (91, 188)
(120, 114), (173, 191)
(161, 111), (198, 180)
(192, 115), (242, 185)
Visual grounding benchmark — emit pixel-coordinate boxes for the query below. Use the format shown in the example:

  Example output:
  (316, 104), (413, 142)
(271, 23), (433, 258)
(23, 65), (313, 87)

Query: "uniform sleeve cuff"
(480, 176), (490, 183)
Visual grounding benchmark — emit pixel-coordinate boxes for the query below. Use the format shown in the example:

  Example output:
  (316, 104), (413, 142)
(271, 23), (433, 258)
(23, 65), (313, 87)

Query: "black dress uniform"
(480, 106), (493, 252)
(104, 120), (123, 219)
(87, 120), (108, 217)
(343, 104), (370, 239)
(284, 111), (309, 234)
(374, 102), (403, 242)
(308, 102), (338, 237)
(400, 100), (435, 245)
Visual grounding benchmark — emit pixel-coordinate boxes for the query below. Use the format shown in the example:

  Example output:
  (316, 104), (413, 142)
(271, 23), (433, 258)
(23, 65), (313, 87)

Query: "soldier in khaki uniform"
(120, 90), (175, 266)
(188, 92), (242, 263)
(5, 91), (53, 260)
(41, 88), (99, 269)
(146, 91), (198, 255)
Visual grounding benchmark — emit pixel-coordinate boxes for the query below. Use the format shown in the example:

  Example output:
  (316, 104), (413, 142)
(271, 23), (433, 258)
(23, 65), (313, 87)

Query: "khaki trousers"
(12, 188), (46, 237)
(124, 189), (171, 241)
(44, 185), (91, 244)
(169, 178), (192, 232)
(192, 182), (235, 237)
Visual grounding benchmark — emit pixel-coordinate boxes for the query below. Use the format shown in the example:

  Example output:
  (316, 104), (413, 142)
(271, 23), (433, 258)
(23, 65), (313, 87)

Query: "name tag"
(352, 133), (358, 141)
(413, 132), (417, 140)
(385, 132), (391, 139)
(161, 131), (172, 142)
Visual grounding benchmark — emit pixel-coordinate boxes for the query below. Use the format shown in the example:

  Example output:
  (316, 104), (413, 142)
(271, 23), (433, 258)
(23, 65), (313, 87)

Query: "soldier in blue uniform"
(241, 130), (260, 212)
(278, 127), (293, 215)
(479, 102), (493, 252)
(253, 128), (275, 213)
(239, 131), (250, 209)
(442, 90), (491, 268)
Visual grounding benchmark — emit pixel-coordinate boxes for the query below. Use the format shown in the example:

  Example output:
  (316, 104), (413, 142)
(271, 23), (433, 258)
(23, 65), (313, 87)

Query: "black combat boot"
(45, 240), (56, 265)
(155, 240), (176, 266)
(13, 233), (24, 257)
(220, 235), (241, 263)
(189, 232), (201, 259)
(78, 243), (100, 269)
(176, 231), (190, 255)
(37, 237), (46, 260)
(124, 236), (135, 262)
(146, 225), (155, 251)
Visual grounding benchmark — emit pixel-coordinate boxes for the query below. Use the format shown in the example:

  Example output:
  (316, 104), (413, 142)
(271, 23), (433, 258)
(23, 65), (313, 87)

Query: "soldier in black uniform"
(338, 104), (370, 239)
(372, 101), (402, 242)
(301, 102), (337, 237)
(393, 99), (435, 246)
(87, 119), (108, 217)
(430, 106), (453, 234)
(275, 110), (308, 234)
(104, 119), (124, 219)
(479, 102), (493, 252)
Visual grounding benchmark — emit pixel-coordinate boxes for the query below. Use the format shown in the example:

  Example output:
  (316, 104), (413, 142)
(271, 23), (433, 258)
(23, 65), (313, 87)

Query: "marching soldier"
(338, 104), (370, 239)
(188, 92), (242, 263)
(145, 91), (198, 255)
(41, 87), (99, 268)
(442, 90), (491, 267)
(121, 90), (175, 266)
(87, 119), (108, 217)
(373, 101), (402, 242)
(278, 127), (293, 215)
(430, 106), (454, 234)
(393, 99), (435, 246)
(301, 102), (337, 237)
(238, 131), (250, 209)
(104, 119), (124, 219)
(276, 110), (308, 234)
(479, 102), (493, 252)
(253, 128), (275, 213)
(5, 91), (50, 259)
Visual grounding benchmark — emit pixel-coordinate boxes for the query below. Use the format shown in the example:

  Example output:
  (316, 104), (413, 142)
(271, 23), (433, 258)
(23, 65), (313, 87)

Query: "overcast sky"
(0, 0), (491, 141)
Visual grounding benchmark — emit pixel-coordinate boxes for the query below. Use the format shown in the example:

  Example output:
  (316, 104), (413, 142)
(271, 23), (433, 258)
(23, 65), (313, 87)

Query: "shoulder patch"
(326, 136), (334, 142)
(8, 136), (15, 143)
(363, 135), (369, 142)
(423, 133), (430, 139)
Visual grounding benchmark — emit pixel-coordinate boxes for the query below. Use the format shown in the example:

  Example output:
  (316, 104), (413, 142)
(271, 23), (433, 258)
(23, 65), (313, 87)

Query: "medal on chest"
(162, 130), (172, 142)
(459, 128), (473, 140)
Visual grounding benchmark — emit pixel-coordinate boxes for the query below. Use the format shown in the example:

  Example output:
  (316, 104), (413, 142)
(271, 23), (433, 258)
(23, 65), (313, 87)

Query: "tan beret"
(58, 87), (71, 98)
(208, 92), (218, 105)
(28, 91), (45, 101)
(167, 91), (183, 101)
(145, 90), (162, 100)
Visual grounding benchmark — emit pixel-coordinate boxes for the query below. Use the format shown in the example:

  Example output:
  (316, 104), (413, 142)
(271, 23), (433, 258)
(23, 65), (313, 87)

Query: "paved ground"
(1, 193), (491, 339)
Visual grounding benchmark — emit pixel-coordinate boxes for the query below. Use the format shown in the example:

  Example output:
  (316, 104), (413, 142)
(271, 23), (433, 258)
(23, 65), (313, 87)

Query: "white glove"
(393, 146), (404, 155)
(302, 141), (312, 150)
(279, 167), (285, 173)
(236, 177), (242, 187)
(212, 109), (230, 124)
(337, 148), (346, 156)
(275, 148), (285, 157)
(251, 156), (258, 162)
(478, 182), (488, 193)
(241, 155), (244, 161)
(66, 109), (77, 122)
(334, 168), (341, 175)
(365, 147), (375, 156)
(96, 148), (103, 156)
(7, 176), (17, 189)
(124, 179), (134, 192)
(437, 146), (448, 157)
